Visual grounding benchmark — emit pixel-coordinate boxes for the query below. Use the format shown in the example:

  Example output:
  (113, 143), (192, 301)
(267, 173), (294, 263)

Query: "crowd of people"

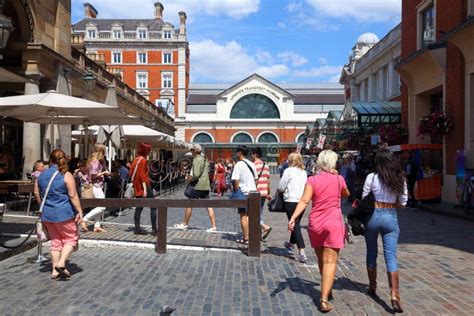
(33, 142), (408, 314)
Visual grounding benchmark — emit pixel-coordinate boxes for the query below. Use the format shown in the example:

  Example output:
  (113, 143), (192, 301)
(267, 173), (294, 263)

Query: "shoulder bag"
(36, 171), (60, 242)
(347, 173), (376, 236)
(336, 175), (353, 244)
(268, 191), (285, 212)
(124, 157), (143, 198)
(81, 183), (94, 199)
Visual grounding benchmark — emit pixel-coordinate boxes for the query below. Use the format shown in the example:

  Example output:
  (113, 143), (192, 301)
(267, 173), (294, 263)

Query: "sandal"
(262, 227), (272, 240)
(93, 227), (107, 233)
(319, 299), (333, 313)
(235, 238), (249, 245)
(54, 266), (71, 279)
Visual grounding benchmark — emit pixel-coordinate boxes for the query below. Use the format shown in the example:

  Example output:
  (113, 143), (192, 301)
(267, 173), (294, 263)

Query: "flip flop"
(235, 238), (249, 245)
(262, 227), (272, 240)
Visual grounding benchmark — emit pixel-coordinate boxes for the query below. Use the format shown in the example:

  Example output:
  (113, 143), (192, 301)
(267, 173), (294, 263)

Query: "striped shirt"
(254, 159), (270, 197)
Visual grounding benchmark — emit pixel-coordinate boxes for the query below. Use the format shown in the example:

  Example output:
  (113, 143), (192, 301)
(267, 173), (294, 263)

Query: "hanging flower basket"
(417, 112), (453, 139)
(379, 124), (408, 145)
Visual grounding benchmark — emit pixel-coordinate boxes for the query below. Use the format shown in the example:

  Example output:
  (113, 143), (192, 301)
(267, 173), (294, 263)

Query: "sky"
(71, 0), (401, 84)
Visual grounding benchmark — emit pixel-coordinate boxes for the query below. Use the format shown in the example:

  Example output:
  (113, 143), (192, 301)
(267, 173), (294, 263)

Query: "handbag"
(268, 191), (285, 212)
(347, 174), (376, 236)
(336, 175), (353, 244)
(81, 183), (94, 199)
(230, 188), (245, 200)
(37, 171), (60, 242)
(124, 157), (143, 198)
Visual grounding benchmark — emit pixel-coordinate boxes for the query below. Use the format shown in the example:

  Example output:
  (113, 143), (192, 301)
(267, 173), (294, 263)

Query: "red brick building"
(397, 0), (474, 202)
(72, 2), (189, 139)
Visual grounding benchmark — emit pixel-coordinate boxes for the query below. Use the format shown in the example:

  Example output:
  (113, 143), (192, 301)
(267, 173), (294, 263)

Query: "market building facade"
(339, 29), (402, 130)
(397, 0), (474, 203)
(0, 0), (174, 178)
(186, 74), (345, 170)
(72, 1), (189, 140)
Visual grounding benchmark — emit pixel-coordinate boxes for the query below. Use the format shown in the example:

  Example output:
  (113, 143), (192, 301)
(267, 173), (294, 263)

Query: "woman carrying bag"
(278, 152), (308, 263)
(34, 149), (84, 280)
(81, 144), (109, 232)
(362, 150), (408, 313)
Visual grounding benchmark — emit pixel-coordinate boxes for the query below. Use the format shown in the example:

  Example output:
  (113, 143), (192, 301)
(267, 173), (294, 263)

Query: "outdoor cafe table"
(0, 180), (35, 216)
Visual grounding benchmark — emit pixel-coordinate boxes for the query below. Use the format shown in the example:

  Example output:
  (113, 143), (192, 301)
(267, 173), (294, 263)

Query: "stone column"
(22, 80), (42, 179)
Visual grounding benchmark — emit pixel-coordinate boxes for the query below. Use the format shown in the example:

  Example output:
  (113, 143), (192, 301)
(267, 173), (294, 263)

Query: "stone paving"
(1, 176), (474, 315)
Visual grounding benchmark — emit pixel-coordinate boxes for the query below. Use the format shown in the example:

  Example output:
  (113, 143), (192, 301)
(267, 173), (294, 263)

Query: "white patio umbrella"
(0, 91), (142, 150)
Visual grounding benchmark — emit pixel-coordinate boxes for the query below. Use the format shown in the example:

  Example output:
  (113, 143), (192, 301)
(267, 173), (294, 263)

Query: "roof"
(327, 110), (343, 120)
(72, 18), (172, 32)
(215, 74), (296, 99)
(351, 101), (400, 115)
(293, 94), (345, 105)
(187, 94), (345, 105)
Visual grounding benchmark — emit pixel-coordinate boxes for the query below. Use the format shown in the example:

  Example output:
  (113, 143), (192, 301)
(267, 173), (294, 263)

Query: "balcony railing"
(71, 47), (174, 131)
(79, 31), (179, 41)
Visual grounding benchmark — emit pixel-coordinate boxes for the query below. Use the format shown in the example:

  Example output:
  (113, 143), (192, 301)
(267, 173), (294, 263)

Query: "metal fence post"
(247, 191), (261, 257)
(156, 207), (167, 254)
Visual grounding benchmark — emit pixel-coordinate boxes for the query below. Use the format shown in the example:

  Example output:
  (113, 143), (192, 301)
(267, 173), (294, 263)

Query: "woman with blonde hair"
(34, 149), (84, 279)
(278, 152), (308, 263)
(288, 149), (350, 312)
(81, 144), (109, 232)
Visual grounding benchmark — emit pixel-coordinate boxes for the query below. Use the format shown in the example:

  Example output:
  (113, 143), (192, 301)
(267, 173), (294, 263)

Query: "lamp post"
(0, 0), (14, 51)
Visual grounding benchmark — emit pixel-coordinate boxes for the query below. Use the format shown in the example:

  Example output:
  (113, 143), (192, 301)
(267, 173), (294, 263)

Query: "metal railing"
(80, 192), (262, 257)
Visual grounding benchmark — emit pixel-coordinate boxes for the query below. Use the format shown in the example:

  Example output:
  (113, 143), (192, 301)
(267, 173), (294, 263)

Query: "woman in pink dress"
(288, 149), (350, 313)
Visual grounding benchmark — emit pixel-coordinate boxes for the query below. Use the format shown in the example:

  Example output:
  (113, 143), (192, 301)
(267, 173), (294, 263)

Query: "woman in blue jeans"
(362, 150), (407, 313)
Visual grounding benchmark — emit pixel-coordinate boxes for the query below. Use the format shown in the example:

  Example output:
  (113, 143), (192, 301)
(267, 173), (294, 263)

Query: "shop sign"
(230, 86), (281, 101)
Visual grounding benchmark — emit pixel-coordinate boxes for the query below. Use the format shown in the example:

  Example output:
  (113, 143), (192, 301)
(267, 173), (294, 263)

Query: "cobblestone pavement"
(1, 175), (473, 315)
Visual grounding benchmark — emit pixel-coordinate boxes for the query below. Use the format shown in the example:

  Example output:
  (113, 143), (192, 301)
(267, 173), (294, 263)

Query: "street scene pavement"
(1, 176), (474, 315)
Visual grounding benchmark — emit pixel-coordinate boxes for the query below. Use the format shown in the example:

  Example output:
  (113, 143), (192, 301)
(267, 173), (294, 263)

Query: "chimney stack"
(154, 2), (164, 20)
(178, 11), (187, 35)
(83, 2), (98, 19)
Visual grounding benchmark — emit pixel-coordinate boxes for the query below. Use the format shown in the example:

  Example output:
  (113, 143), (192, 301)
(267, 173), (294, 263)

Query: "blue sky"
(71, 0), (401, 83)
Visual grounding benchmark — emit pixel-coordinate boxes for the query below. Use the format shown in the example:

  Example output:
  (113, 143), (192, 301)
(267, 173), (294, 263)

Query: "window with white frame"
(113, 29), (122, 39)
(112, 52), (122, 64)
(137, 52), (147, 64)
(163, 30), (172, 39)
(421, 4), (435, 47)
(136, 72), (148, 89)
(163, 52), (172, 64)
(137, 29), (147, 39)
(162, 73), (173, 88)
(87, 29), (96, 39)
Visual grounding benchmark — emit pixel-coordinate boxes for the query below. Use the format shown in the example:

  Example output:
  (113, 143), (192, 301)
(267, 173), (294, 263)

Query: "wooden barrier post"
(247, 191), (261, 257)
(156, 207), (167, 254)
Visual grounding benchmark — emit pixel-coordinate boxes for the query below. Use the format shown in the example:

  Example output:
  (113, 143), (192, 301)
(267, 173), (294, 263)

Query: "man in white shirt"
(231, 145), (257, 244)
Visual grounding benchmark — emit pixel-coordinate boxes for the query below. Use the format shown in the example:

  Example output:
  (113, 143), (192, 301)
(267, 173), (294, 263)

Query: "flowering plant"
(379, 124), (408, 145)
(417, 112), (453, 137)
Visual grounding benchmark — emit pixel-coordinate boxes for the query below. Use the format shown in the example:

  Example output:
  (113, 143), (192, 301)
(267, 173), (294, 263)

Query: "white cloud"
(287, 1), (303, 12)
(255, 50), (274, 65)
(75, 0), (260, 21)
(190, 40), (289, 82)
(277, 21), (286, 29)
(293, 65), (342, 78)
(277, 51), (308, 67)
(306, 0), (401, 22)
(328, 74), (342, 82)
(319, 57), (328, 65)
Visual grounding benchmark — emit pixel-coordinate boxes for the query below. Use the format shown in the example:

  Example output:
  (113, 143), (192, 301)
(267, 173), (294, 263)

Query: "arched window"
(258, 133), (278, 143)
(232, 133), (253, 143)
(230, 94), (280, 119)
(193, 133), (213, 143)
(296, 133), (306, 144)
